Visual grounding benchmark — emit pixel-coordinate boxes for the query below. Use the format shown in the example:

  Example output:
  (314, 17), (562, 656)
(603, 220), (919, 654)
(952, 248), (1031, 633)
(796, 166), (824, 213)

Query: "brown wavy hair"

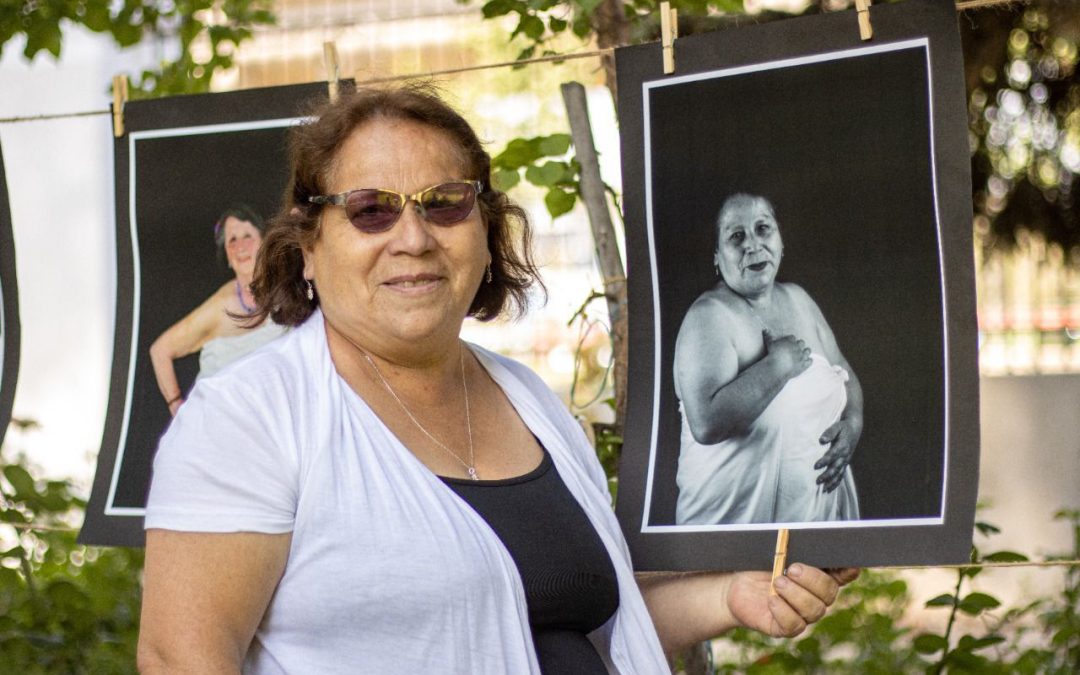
(250, 82), (544, 327)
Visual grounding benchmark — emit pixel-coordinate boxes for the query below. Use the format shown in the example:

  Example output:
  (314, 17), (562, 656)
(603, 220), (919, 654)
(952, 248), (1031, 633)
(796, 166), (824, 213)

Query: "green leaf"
(544, 187), (576, 218)
(481, 0), (517, 19)
(492, 168), (521, 192)
(82, 0), (113, 33)
(549, 17), (567, 33)
(0, 508), (29, 523)
(577, 0), (603, 13)
(23, 19), (63, 59)
(537, 133), (571, 156)
(515, 45), (537, 63)
(957, 634), (1006, 651)
(493, 137), (542, 169)
(4, 465), (38, 500)
(982, 550), (1028, 563)
(962, 564), (983, 578)
(913, 633), (948, 654)
(515, 14), (545, 40)
(525, 161), (569, 187)
(975, 521), (1001, 536)
(571, 16), (591, 39)
(958, 591), (1001, 615)
(925, 593), (955, 608)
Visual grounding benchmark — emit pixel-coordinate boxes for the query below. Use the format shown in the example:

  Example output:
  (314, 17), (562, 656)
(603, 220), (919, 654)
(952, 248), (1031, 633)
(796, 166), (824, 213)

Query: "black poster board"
(0, 142), (19, 450)
(615, 0), (979, 570)
(81, 82), (334, 546)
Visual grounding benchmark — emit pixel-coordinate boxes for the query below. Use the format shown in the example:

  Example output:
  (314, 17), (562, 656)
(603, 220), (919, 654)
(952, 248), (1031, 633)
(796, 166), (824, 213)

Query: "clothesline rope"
(4, 521), (1078, 572)
(0, 0), (1032, 126)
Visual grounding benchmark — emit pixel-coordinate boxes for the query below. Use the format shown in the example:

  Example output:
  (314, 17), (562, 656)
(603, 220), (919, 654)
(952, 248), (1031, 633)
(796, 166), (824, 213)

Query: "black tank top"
(441, 449), (619, 673)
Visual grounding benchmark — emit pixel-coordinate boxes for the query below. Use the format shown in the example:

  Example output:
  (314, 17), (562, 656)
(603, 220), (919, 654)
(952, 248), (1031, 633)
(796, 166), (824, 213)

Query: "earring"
(485, 263), (493, 284)
(306, 279), (315, 301)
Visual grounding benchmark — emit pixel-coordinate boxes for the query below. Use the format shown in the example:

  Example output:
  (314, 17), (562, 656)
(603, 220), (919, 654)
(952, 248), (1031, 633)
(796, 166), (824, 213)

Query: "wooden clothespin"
(854, 0), (873, 41)
(770, 528), (790, 595)
(323, 41), (340, 103)
(111, 74), (129, 138)
(660, 1), (678, 75)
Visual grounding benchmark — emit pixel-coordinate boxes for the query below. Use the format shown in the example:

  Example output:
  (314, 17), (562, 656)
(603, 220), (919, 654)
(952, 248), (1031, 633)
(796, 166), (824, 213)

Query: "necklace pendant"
(467, 467), (479, 481)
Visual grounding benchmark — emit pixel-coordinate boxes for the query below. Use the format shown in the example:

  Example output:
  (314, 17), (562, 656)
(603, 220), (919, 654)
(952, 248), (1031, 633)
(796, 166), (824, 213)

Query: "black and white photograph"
(0, 141), (19, 451)
(81, 82), (331, 546)
(615, 0), (980, 570)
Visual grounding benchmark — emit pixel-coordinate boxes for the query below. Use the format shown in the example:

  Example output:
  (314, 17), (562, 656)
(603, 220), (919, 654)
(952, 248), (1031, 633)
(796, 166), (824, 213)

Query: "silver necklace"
(352, 339), (478, 481)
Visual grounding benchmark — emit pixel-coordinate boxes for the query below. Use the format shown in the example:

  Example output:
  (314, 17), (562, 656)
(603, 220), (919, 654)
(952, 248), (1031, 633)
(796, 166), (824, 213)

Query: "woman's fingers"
(827, 567), (861, 586)
(773, 561), (838, 622)
(768, 564), (839, 636)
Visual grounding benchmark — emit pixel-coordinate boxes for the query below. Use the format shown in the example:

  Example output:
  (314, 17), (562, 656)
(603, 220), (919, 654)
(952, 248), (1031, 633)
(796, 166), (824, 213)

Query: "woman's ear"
(302, 247), (315, 282)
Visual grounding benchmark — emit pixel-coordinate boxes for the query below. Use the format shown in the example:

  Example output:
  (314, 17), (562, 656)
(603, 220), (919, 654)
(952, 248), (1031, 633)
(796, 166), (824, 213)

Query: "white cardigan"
(146, 311), (669, 674)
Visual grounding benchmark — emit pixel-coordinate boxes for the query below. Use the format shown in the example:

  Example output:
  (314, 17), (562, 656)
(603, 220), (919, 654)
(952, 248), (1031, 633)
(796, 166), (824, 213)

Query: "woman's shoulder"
(680, 284), (744, 334)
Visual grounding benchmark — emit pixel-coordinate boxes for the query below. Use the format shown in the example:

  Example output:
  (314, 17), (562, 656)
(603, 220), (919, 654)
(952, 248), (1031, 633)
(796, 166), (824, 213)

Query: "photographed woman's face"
(223, 217), (263, 276)
(714, 197), (783, 298)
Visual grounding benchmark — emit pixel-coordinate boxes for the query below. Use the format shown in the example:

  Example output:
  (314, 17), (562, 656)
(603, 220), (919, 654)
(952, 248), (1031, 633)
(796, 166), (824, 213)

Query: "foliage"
(709, 513), (1080, 674)
(460, 0), (747, 62)
(491, 132), (582, 217)
(965, 2), (1080, 254)
(0, 439), (143, 673)
(0, 0), (275, 97)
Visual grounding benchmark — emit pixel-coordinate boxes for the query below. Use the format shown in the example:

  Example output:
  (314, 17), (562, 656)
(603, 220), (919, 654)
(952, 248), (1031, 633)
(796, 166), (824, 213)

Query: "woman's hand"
(763, 329), (812, 381)
(727, 565), (860, 638)
(638, 565), (859, 655)
(815, 415), (862, 493)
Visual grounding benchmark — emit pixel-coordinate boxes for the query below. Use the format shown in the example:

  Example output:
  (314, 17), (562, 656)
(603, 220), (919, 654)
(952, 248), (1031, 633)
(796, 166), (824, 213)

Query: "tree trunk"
(592, 0), (630, 104)
(559, 82), (628, 425)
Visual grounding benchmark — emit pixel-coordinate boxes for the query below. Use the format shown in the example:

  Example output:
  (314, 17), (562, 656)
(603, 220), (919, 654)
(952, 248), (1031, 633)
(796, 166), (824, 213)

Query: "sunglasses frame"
(307, 180), (484, 232)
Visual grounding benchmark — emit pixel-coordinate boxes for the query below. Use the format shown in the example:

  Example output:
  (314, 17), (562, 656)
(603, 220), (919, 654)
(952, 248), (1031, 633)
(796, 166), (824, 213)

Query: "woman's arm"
(674, 298), (811, 444)
(138, 529), (291, 674)
(637, 566), (859, 656)
(149, 289), (227, 415)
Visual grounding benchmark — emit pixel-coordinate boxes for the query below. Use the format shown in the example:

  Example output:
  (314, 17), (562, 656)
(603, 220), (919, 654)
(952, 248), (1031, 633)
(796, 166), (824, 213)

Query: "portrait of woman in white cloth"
(673, 193), (863, 526)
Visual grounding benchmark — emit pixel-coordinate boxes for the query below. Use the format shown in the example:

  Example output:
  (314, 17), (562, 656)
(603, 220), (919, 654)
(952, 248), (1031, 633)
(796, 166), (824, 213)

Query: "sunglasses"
(308, 180), (483, 234)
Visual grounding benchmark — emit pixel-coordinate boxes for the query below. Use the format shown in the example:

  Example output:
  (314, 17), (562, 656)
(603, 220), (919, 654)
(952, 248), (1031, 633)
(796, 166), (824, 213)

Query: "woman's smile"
(383, 273), (444, 293)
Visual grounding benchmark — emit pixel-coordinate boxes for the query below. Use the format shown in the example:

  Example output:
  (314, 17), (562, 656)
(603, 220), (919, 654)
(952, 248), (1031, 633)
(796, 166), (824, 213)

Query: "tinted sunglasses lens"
(420, 183), (477, 225)
(344, 190), (403, 232)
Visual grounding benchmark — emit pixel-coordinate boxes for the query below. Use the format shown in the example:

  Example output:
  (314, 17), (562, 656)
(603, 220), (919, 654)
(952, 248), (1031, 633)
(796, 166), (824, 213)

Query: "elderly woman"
(148, 205), (286, 416)
(138, 88), (856, 673)
(674, 193), (864, 526)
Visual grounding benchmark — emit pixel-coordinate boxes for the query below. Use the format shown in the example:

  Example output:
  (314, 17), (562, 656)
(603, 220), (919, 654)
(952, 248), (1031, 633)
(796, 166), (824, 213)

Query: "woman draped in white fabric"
(674, 193), (864, 526)
(138, 88), (856, 674)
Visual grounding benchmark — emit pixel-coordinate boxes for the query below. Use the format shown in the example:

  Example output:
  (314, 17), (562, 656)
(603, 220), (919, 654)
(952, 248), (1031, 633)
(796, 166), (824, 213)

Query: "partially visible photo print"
(615, 0), (979, 570)
(0, 141), (20, 451)
(82, 82), (331, 546)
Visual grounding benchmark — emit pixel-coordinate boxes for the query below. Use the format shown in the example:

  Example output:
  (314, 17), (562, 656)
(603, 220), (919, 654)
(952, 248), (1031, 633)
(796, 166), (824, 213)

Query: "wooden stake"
(323, 41), (340, 103)
(111, 75), (129, 138)
(660, 2), (677, 75)
(560, 82), (628, 423)
(855, 0), (873, 41)
(770, 528), (790, 595)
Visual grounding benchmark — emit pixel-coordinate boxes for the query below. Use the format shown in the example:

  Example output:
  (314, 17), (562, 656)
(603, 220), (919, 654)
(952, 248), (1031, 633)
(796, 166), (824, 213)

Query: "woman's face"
(302, 117), (489, 351)
(223, 217), (263, 278)
(714, 197), (783, 298)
